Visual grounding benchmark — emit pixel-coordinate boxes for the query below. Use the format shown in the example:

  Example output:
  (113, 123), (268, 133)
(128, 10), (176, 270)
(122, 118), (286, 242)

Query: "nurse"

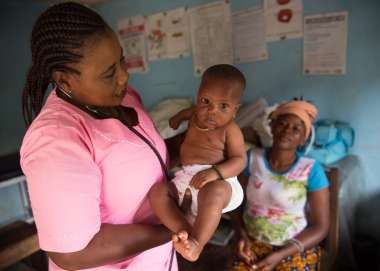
(20, 2), (181, 270)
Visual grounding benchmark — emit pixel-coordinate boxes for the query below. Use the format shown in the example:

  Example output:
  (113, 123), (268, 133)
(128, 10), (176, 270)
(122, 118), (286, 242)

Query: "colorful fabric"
(231, 239), (321, 271)
(244, 149), (329, 192)
(20, 86), (177, 271)
(242, 148), (329, 245)
(270, 101), (318, 141)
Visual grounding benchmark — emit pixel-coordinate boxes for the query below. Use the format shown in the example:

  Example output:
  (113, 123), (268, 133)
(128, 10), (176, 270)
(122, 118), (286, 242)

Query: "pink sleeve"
(20, 124), (102, 253)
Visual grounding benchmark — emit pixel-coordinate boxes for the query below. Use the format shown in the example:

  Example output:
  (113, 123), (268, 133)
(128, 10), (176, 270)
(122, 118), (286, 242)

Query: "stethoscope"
(55, 87), (175, 271)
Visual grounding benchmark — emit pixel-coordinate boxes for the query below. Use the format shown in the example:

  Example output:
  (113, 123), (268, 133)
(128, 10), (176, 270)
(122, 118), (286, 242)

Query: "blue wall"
(0, 1), (47, 225)
(0, 1), (47, 156)
(97, 0), (380, 196)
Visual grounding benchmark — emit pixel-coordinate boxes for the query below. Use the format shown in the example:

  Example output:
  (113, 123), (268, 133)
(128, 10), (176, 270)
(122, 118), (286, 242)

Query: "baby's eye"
(105, 70), (116, 79)
(220, 103), (230, 110)
(200, 97), (209, 105)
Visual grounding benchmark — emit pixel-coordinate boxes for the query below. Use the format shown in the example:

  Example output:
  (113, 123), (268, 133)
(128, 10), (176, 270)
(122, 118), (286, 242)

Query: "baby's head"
(194, 64), (246, 130)
(200, 64), (246, 98)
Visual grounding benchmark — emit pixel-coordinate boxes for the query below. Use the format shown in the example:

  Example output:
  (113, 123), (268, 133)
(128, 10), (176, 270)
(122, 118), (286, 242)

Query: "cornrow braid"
(22, 2), (109, 126)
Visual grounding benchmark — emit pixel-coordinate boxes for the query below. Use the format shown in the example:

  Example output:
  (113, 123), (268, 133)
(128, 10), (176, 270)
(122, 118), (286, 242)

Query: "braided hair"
(22, 2), (109, 125)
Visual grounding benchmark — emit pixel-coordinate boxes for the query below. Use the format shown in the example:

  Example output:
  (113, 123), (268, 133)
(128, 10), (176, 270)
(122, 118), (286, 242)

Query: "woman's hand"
(254, 252), (283, 271)
(237, 229), (257, 268)
(190, 168), (218, 189)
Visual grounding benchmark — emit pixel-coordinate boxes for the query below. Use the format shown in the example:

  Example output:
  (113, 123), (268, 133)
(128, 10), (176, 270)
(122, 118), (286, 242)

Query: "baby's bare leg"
(149, 182), (192, 234)
(175, 181), (232, 261)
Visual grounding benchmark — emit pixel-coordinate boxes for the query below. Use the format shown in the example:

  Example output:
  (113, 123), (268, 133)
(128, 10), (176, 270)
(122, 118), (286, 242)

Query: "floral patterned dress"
(232, 148), (329, 271)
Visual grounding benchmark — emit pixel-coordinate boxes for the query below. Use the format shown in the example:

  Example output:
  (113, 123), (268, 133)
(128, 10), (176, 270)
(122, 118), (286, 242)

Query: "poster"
(189, 0), (233, 76)
(303, 11), (348, 75)
(146, 8), (190, 60)
(118, 15), (149, 73)
(165, 7), (191, 59)
(232, 7), (268, 63)
(264, 0), (303, 41)
(146, 12), (166, 60)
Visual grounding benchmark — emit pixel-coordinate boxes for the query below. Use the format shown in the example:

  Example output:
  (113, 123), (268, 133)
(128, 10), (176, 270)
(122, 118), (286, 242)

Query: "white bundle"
(149, 98), (193, 139)
(235, 98), (267, 129)
(252, 104), (279, 147)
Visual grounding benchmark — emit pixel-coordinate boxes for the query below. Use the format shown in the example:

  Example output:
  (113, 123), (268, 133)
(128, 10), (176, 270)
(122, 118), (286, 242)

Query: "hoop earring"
(59, 86), (73, 98)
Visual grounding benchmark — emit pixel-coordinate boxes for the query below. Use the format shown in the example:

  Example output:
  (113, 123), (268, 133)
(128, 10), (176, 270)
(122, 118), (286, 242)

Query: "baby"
(149, 64), (247, 261)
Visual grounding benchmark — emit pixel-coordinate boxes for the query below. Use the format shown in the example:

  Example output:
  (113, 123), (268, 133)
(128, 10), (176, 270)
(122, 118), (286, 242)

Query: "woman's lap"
(230, 239), (321, 271)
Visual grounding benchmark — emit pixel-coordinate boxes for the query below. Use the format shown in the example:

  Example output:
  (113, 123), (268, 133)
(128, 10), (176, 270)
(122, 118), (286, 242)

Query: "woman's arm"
(50, 185), (195, 271)
(281, 188), (330, 252)
(48, 223), (171, 271)
(255, 188), (330, 270)
(165, 132), (186, 168)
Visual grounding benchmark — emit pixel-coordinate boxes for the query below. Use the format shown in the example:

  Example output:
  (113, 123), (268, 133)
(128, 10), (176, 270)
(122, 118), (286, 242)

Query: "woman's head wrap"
(270, 100), (318, 141)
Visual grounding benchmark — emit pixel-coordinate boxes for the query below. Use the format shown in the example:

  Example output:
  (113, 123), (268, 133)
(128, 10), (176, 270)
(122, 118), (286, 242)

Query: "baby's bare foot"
(172, 230), (203, 262)
(172, 230), (189, 247)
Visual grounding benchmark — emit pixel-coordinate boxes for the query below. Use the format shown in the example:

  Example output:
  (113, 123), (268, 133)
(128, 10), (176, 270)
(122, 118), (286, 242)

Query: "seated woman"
(231, 100), (330, 271)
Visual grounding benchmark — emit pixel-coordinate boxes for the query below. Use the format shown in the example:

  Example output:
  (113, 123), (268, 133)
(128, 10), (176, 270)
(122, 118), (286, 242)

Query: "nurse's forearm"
(165, 132), (185, 168)
(48, 223), (172, 270)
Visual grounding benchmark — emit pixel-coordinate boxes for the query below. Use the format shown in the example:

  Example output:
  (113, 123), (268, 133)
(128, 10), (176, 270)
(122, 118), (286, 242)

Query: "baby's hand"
(169, 115), (181, 130)
(190, 169), (218, 189)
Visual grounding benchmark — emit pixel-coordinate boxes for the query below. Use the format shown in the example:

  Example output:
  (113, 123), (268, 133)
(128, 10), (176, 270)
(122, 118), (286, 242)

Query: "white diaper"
(172, 164), (244, 218)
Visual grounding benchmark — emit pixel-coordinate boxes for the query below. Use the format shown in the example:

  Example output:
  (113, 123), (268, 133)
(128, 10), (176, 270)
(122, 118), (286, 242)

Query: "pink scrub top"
(20, 86), (177, 271)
